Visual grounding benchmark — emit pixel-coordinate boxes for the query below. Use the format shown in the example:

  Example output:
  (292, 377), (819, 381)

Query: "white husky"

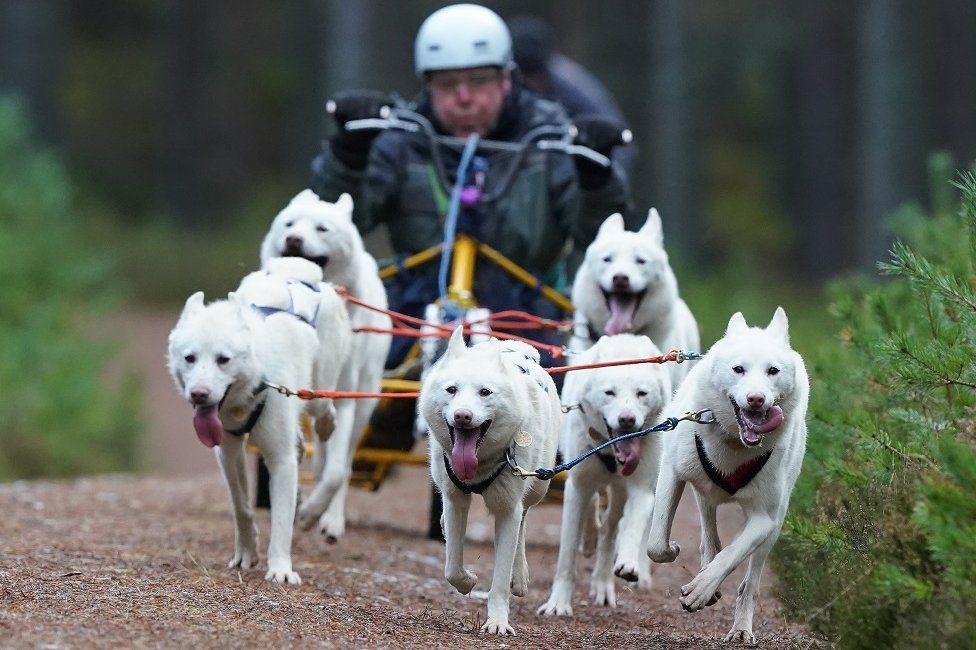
(570, 209), (699, 389)
(420, 330), (561, 636)
(538, 334), (671, 616)
(167, 258), (351, 584)
(646, 308), (808, 645)
(260, 189), (392, 542)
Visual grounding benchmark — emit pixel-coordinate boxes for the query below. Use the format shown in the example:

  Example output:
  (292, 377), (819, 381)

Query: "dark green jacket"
(310, 84), (633, 283)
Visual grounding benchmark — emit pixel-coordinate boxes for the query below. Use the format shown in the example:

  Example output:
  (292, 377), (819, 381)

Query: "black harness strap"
(593, 449), (618, 473)
(442, 454), (509, 495)
(695, 435), (773, 495)
(224, 382), (271, 437)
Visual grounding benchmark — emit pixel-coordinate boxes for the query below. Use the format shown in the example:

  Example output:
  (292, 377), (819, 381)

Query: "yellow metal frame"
(349, 233), (571, 495)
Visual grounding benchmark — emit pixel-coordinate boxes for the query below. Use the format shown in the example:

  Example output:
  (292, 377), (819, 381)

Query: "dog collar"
(592, 448), (618, 474)
(442, 454), (509, 495)
(224, 381), (271, 437)
(695, 435), (772, 495)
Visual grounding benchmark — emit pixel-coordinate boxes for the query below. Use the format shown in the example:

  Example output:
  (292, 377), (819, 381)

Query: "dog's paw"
(447, 568), (477, 595)
(723, 627), (757, 646)
(480, 617), (515, 635)
(647, 541), (680, 564)
(613, 559), (640, 583)
(296, 502), (320, 532)
(318, 512), (344, 544)
(227, 547), (259, 570)
(589, 578), (616, 607)
(679, 577), (718, 612)
(265, 568), (302, 585)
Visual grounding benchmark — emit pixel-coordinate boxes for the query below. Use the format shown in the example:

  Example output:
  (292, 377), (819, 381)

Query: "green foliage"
(0, 96), (141, 480)
(772, 164), (976, 648)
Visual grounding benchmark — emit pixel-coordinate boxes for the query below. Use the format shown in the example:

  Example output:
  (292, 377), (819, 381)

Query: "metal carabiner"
(687, 408), (716, 424)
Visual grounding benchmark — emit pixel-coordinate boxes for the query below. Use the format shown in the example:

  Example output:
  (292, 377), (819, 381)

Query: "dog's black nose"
(618, 412), (636, 430)
(190, 386), (211, 404)
(747, 392), (766, 409)
(453, 409), (473, 427)
(612, 274), (630, 290)
(285, 235), (304, 251)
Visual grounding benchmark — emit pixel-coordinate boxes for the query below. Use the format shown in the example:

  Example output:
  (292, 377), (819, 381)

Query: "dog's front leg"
(614, 482), (655, 583)
(264, 448), (301, 584)
(510, 510), (529, 597)
(679, 513), (778, 612)
(483, 503), (523, 635)
(646, 460), (683, 563)
(297, 399), (355, 531)
(538, 475), (595, 616)
(591, 482), (625, 606)
(694, 489), (723, 607)
(442, 491), (476, 594)
(724, 531), (778, 645)
(216, 434), (258, 570)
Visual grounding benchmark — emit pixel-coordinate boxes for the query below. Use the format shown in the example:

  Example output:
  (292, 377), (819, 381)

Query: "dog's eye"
(216, 354), (230, 365)
(604, 390), (615, 396)
(635, 257), (646, 265)
(316, 225), (328, 233)
(479, 388), (492, 397)
(446, 385), (457, 395)
(602, 255), (612, 263)
(184, 354), (196, 364)
(732, 365), (745, 374)
(637, 390), (648, 397)
(285, 220), (294, 228)
(768, 366), (780, 376)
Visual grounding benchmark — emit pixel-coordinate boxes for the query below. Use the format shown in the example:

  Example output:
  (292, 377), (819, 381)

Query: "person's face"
(427, 66), (511, 138)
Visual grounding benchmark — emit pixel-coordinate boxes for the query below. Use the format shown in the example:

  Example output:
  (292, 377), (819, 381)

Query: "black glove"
(328, 89), (391, 169)
(571, 114), (631, 190)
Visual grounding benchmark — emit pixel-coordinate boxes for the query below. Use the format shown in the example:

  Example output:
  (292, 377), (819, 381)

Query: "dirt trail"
(0, 311), (814, 647)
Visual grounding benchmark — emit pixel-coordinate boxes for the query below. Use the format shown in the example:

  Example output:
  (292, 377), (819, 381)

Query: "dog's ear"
(290, 189), (321, 205)
(725, 312), (749, 337)
(334, 192), (354, 217)
(179, 291), (205, 321)
(639, 208), (664, 246)
(445, 325), (467, 358)
(766, 306), (790, 343)
(596, 213), (625, 239)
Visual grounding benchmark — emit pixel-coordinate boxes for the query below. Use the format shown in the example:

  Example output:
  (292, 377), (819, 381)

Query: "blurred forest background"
(4, 0), (976, 294)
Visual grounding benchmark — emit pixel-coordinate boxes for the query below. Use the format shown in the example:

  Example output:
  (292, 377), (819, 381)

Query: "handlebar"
(326, 101), (626, 170)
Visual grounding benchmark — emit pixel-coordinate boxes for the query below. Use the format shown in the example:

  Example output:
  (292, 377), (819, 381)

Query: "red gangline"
(545, 350), (685, 375)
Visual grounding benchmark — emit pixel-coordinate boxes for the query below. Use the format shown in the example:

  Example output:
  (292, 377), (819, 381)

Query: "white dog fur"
(570, 209), (700, 390)
(260, 189), (392, 542)
(646, 307), (808, 644)
(420, 329), (561, 635)
(167, 258), (351, 584)
(538, 334), (672, 616)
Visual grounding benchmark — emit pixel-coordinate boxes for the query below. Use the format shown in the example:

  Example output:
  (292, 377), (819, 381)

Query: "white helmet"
(414, 4), (513, 76)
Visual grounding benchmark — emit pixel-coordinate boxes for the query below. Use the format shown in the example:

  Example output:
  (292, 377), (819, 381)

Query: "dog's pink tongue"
(753, 405), (784, 434)
(604, 294), (637, 335)
(451, 428), (480, 481)
(612, 436), (641, 476)
(193, 405), (224, 448)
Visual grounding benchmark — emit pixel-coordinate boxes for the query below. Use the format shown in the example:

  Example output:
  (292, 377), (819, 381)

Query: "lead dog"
(538, 334), (671, 616)
(646, 308), (808, 644)
(570, 209), (699, 390)
(167, 258), (351, 584)
(260, 190), (392, 542)
(420, 330), (561, 635)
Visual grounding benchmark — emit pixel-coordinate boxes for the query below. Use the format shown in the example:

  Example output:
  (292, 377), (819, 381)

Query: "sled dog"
(167, 258), (351, 584)
(260, 190), (392, 542)
(420, 330), (561, 635)
(538, 334), (671, 616)
(570, 209), (699, 389)
(646, 308), (808, 644)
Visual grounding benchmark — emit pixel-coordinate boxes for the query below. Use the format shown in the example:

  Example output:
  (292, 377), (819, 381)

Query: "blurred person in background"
(509, 14), (636, 176)
(309, 3), (633, 369)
